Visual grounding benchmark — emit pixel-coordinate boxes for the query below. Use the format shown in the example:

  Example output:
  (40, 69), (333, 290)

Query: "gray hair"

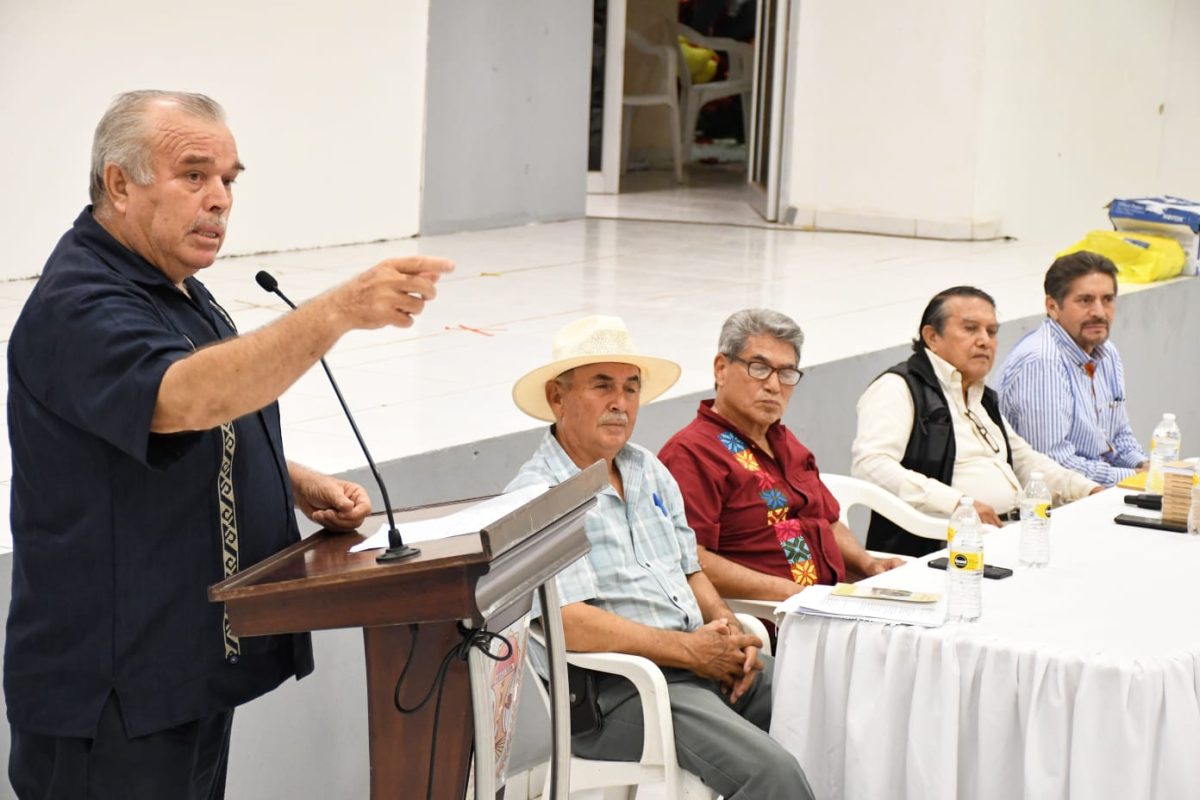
(89, 90), (226, 206)
(717, 308), (805, 361)
(552, 368), (576, 390)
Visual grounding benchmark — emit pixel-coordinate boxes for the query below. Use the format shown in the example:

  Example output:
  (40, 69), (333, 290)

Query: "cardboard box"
(1109, 196), (1200, 276)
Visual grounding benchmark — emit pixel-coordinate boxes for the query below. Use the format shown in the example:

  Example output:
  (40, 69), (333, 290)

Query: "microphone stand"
(255, 270), (419, 563)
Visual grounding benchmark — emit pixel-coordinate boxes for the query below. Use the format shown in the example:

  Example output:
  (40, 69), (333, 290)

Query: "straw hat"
(512, 315), (681, 421)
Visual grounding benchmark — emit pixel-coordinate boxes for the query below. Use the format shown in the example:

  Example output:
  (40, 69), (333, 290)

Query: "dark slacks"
(9, 693), (233, 800)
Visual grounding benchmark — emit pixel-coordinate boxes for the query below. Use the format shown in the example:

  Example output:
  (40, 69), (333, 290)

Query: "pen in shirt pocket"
(652, 492), (668, 516)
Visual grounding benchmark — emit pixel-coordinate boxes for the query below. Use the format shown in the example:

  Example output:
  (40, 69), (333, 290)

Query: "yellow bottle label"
(947, 526), (955, 544)
(1034, 502), (1050, 519)
(949, 550), (982, 571)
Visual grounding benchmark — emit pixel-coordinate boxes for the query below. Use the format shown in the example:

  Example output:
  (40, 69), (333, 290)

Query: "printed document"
(351, 482), (551, 552)
(777, 584), (948, 627)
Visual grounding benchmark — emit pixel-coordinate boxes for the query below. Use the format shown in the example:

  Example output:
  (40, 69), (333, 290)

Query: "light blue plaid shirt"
(1000, 318), (1146, 485)
(506, 427), (704, 634)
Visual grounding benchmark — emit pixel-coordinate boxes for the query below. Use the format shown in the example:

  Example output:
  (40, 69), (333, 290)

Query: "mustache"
(599, 412), (628, 426)
(193, 214), (228, 233)
(1085, 319), (1109, 326)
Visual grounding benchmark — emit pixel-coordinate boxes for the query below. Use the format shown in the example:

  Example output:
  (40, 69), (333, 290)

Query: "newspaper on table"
(776, 583), (947, 627)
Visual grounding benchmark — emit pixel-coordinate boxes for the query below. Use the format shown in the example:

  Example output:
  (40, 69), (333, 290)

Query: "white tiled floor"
(221, 217), (1070, 479)
(0, 210), (1152, 550)
(586, 163), (776, 229)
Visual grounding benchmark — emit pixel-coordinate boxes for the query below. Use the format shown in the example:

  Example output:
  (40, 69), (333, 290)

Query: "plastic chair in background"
(622, 29), (683, 182)
(819, 473), (948, 546)
(675, 23), (753, 164)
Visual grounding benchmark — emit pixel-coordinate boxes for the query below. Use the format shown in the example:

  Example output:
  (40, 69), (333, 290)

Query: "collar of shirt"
(76, 206), (202, 296)
(1044, 317), (1108, 368)
(537, 424), (646, 501)
(695, 398), (795, 461)
(924, 348), (983, 413)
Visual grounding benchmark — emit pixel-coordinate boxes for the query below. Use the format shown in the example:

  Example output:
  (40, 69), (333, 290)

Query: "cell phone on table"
(927, 556), (1014, 580)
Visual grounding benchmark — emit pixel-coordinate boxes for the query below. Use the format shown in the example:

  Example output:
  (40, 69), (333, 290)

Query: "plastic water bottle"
(1147, 413), (1182, 495)
(1019, 471), (1051, 567)
(947, 496), (983, 622)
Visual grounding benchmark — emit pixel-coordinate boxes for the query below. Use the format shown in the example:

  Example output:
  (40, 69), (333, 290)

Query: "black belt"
(996, 509), (1020, 523)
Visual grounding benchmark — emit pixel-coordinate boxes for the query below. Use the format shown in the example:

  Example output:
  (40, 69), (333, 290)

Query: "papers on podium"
(777, 583), (948, 627)
(350, 482), (551, 552)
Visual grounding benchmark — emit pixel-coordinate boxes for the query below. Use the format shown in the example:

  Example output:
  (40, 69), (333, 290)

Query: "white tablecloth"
(770, 489), (1200, 800)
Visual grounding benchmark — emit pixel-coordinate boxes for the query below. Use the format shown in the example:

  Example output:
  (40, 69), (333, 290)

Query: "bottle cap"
(1165, 413), (1176, 421)
(1030, 471), (1044, 481)
(959, 495), (973, 506)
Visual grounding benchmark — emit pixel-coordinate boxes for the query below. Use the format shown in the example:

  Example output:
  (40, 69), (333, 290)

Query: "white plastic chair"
(523, 613), (771, 799)
(675, 23), (753, 163)
(622, 29), (684, 182)
(819, 473), (948, 545)
(723, 597), (783, 629)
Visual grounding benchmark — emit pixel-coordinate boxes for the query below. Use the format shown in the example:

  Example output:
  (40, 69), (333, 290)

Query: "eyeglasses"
(964, 409), (1000, 454)
(729, 355), (804, 386)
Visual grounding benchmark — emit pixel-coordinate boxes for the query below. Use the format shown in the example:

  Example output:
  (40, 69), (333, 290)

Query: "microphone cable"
(256, 270), (512, 794)
(392, 623), (513, 799)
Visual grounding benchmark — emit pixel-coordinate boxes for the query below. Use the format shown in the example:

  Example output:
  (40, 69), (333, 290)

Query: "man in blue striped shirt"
(1000, 252), (1148, 485)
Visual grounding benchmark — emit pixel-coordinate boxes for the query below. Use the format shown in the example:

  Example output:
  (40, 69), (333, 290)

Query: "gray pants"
(571, 654), (813, 800)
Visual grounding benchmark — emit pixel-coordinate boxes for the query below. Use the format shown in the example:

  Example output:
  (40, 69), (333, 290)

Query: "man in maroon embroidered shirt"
(660, 308), (902, 601)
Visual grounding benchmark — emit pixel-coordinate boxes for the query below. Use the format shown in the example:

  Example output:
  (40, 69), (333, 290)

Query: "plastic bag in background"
(678, 36), (718, 84)
(1109, 196), (1200, 276)
(1057, 230), (1186, 284)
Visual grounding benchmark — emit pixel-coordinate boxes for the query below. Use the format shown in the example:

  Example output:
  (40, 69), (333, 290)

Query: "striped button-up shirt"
(1000, 318), (1146, 485)
(506, 427), (704, 633)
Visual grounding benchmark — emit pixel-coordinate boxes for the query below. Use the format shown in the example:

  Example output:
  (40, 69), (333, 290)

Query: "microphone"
(255, 270), (419, 563)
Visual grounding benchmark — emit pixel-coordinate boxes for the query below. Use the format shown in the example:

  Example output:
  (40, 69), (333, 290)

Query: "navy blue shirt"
(5, 208), (313, 738)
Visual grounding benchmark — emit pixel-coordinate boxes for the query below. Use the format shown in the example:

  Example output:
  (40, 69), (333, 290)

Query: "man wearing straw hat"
(507, 315), (813, 800)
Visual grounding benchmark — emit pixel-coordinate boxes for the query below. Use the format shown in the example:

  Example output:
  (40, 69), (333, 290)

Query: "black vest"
(864, 351), (1013, 557)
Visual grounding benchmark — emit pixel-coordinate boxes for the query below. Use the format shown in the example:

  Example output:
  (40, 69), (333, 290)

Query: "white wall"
(784, 0), (989, 237)
(973, 0), (1196, 239)
(1158, 0), (1200, 198)
(0, 0), (431, 282)
(783, 0), (1200, 241)
(420, 0), (590, 235)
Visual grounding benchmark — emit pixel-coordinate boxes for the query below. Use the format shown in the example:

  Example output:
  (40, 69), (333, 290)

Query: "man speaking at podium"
(507, 315), (812, 800)
(5, 91), (452, 799)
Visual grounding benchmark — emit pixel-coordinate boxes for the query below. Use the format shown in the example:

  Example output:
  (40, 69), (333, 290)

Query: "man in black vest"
(850, 286), (1099, 557)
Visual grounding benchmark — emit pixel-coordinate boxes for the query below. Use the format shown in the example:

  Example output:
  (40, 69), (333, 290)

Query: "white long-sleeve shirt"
(851, 349), (1098, 516)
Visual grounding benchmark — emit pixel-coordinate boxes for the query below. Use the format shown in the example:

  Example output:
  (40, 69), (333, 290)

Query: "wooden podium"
(209, 462), (606, 799)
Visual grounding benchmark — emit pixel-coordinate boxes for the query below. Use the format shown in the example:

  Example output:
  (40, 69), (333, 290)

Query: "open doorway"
(586, 0), (790, 225)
